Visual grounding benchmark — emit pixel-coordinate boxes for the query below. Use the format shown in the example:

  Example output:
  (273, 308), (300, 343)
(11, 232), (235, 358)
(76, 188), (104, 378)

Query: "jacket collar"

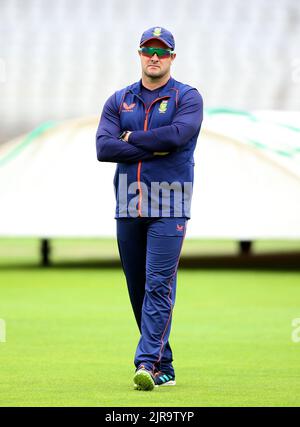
(130, 76), (175, 97)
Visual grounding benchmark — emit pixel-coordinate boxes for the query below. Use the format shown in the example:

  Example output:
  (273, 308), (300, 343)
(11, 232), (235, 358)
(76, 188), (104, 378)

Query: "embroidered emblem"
(153, 27), (162, 37)
(158, 100), (168, 114)
(176, 224), (184, 231)
(122, 102), (136, 112)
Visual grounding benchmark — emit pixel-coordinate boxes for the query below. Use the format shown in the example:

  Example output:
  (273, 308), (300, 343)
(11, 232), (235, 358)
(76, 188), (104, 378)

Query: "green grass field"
(1, 255), (300, 406)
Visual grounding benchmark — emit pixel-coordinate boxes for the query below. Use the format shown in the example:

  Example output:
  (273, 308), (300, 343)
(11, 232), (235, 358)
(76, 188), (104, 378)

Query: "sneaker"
(133, 365), (155, 391)
(154, 371), (176, 387)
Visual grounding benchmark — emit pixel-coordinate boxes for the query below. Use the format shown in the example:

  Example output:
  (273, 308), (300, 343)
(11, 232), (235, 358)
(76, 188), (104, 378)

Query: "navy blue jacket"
(96, 77), (203, 218)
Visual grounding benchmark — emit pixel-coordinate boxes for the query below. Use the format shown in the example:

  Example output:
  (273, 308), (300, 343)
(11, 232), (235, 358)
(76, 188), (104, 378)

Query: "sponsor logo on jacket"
(122, 102), (136, 112)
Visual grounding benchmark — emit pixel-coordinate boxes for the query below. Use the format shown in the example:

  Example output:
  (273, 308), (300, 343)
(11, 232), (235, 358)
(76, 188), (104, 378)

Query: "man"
(96, 26), (203, 391)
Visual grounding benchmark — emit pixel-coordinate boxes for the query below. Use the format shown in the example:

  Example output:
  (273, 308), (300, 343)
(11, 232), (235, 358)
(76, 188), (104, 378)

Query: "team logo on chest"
(158, 100), (168, 114)
(122, 102), (136, 112)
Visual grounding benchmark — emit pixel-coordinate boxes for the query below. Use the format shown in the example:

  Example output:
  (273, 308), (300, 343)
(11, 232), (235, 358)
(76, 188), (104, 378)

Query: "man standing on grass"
(96, 26), (203, 391)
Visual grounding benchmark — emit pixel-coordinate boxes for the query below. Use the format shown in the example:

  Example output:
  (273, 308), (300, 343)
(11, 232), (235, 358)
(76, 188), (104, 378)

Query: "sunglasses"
(139, 46), (174, 58)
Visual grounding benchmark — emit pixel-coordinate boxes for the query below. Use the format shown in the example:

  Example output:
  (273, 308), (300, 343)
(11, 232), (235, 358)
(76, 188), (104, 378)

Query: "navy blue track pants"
(116, 217), (187, 375)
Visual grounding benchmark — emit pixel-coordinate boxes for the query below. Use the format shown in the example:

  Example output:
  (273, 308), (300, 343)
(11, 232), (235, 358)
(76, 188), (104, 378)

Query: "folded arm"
(96, 93), (157, 163)
(127, 89), (203, 152)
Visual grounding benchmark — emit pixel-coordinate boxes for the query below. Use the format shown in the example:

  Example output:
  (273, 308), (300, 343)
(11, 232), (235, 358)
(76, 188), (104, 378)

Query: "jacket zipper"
(137, 96), (170, 217)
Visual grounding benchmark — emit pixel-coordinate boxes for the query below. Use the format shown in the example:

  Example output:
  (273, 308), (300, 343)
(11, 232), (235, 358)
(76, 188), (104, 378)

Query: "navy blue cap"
(140, 27), (175, 51)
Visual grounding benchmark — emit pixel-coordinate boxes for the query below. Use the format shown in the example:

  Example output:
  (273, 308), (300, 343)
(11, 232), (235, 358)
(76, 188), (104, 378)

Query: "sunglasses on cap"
(138, 46), (174, 58)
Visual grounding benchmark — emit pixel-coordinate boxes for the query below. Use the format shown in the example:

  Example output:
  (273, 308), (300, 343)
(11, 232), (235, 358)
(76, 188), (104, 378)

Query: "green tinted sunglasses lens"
(140, 47), (173, 58)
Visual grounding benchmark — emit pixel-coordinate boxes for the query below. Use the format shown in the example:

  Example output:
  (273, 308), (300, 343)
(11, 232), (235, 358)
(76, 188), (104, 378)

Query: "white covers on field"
(0, 109), (299, 239)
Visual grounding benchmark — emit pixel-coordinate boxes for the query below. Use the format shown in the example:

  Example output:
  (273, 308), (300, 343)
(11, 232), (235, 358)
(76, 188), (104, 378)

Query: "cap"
(140, 27), (175, 51)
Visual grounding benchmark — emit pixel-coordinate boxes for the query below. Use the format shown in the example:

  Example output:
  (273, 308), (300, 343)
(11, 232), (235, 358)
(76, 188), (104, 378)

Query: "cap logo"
(153, 27), (162, 36)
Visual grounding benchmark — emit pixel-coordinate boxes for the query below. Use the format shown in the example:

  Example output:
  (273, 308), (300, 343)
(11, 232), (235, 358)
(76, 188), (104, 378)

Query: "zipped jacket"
(96, 77), (203, 218)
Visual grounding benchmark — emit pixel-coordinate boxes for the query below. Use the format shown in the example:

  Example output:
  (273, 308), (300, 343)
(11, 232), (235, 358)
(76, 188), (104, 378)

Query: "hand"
(123, 131), (132, 142)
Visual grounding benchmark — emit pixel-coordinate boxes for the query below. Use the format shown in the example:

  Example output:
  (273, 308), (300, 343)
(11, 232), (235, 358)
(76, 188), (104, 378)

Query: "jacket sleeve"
(96, 93), (157, 163)
(128, 89), (203, 152)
